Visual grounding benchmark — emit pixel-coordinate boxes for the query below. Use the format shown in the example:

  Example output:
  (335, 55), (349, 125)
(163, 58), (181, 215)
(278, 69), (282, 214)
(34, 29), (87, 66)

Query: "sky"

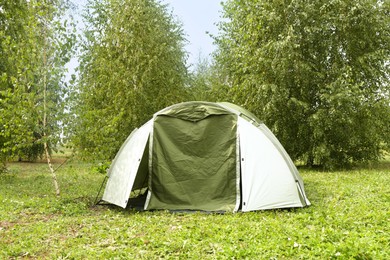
(67, 0), (223, 75)
(161, 0), (223, 67)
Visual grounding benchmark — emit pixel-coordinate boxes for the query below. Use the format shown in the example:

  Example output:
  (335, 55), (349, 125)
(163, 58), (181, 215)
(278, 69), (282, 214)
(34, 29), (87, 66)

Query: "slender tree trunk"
(42, 24), (60, 196)
(44, 141), (60, 196)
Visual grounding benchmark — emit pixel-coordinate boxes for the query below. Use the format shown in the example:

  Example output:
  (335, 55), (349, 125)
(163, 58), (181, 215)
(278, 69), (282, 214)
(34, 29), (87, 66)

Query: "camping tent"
(101, 101), (310, 212)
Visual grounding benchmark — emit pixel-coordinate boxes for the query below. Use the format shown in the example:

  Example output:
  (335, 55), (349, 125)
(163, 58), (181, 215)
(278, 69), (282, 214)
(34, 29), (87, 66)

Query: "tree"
(188, 52), (214, 101)
(71, 0), (189, 160)
(214, 0), (390, 168)
(0, 1), (28, 169)
(37, 1), (76, 195)
(0, 0), (76, 192)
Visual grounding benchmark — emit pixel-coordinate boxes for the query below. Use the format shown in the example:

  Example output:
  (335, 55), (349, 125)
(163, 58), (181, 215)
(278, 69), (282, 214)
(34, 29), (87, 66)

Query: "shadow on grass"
(297, 158), (390, 173)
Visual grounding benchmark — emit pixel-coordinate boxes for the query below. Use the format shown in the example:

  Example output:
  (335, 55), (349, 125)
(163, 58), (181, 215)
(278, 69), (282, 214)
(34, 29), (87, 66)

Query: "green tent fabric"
(101, 101), (311, 212)
(147, 112), (238, 211)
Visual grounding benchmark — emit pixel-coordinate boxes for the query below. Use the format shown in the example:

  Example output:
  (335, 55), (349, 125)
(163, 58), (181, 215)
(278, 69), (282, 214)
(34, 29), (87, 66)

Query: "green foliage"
(0, 1), (27, 165)
(188, 53), (214, 101)
(214, 0), (390, 168)
(0, 158), (389, 258)
(0, 0), (76, 164)
(92, 161), (111, 175)
(71, 0), (190, 160)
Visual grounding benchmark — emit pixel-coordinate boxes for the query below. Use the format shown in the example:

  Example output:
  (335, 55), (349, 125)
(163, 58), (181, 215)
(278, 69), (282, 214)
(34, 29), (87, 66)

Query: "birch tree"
(214, 0), (390, 168)
(0, 0), (75, 192)
(72, 0), (189, 160)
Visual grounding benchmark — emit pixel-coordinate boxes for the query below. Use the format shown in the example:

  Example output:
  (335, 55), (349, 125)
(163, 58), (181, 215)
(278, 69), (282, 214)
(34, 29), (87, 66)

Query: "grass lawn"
(0, 157), (389, 259)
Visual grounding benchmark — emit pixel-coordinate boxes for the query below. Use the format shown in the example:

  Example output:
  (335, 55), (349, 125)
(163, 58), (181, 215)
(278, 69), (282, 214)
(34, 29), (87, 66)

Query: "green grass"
(0, 158), (389, 259)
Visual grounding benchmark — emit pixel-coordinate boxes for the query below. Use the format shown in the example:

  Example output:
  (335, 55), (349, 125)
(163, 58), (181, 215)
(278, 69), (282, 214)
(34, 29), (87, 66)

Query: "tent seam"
(234, 119), (241, 213)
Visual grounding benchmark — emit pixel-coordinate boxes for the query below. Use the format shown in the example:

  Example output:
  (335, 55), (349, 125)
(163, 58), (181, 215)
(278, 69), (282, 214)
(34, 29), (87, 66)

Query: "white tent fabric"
(238, 118), (306, 211)
(258, 124), (310, 206)
(102, 120), (152, 208)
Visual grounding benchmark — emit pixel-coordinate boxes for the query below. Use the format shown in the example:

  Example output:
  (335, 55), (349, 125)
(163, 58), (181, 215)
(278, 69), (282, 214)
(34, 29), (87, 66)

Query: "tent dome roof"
(155, 101), (262, 125)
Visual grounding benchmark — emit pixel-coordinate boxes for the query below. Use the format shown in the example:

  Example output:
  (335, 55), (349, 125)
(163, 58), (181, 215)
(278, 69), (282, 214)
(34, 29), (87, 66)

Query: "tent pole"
(94, 176), (108, 205)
